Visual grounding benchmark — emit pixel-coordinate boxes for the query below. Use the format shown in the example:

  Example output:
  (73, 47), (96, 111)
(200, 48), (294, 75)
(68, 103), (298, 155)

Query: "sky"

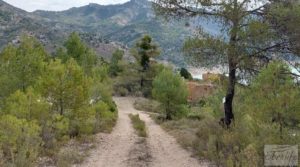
(3, 0), (130, 12)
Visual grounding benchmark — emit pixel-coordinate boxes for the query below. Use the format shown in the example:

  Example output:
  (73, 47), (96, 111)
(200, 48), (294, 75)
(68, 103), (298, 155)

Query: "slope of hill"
(0, 0), (213, 65)
(33, 0), (192, 64)
(0, 0), (122, 59)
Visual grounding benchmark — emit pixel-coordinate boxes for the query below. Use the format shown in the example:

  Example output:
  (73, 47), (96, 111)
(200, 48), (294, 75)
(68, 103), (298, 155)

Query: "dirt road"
(80, 97), (208, 167)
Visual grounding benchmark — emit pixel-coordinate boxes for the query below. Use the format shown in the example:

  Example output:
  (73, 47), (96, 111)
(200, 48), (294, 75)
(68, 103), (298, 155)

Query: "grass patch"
(134, 98), (162, 113)
(158, 118), (201, 151)
(129, 114), (147, 137)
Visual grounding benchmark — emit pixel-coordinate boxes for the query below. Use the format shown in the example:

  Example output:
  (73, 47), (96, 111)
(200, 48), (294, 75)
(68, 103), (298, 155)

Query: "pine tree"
(39, 59), (90, 115)
(154, 0), (288, 126)
(109, 49), (124, 77)
(64, 32), (97, 75)
(152, 69), (188, 120)
(242, 61), (300, 139)
(0, 35), (46, 97)
(132, 35), (160, 88)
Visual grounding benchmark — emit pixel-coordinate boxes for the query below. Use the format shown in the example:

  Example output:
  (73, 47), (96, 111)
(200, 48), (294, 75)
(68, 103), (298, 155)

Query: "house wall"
(187, 82), (215, 102)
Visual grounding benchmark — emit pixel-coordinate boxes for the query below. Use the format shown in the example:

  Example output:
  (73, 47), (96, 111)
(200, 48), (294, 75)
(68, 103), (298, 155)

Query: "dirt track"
(79, 97), (208, 167)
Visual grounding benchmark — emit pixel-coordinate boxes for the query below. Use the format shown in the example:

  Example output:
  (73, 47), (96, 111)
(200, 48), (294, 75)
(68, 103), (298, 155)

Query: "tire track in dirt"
(79, 97), (208, 167)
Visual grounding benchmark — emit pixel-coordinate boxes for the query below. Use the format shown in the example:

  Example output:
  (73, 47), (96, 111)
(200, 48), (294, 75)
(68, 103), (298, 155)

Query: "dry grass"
(37, 136), (96, 167)
(159, 119), (201, 151)
(129, 114), (147, 137)
(133, 98), (162, 113)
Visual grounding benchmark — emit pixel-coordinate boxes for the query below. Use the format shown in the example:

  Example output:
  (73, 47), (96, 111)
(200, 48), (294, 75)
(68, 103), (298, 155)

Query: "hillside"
(0, 0), (122, 60)
(33, 0), (192, 65)
(0, 0), (197, 65)
(0, 0), (60, 50)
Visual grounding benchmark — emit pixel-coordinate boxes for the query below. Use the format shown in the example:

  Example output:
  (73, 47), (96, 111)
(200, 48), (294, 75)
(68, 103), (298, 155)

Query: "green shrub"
(3, 88), (50, 123)
(51, 114), (70, 140)
(94, 101), (118, 133)
(41, 114), (70, 150)
(116, 87), (129, 97)
(172, 104), (189, 119)
(0, 115), (42, 166)
(69, 107), (96, 137)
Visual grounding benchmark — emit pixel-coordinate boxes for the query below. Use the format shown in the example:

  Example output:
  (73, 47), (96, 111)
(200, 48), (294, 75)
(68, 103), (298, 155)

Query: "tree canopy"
(153, 0), (291, 126)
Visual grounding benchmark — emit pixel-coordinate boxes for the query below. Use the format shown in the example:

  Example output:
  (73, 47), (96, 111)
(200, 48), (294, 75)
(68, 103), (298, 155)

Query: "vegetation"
(154, 0), (297, 127)
(109, 49), (124, 77)
(145, 1), (300, 165)
(0, 34), (117, 166)
(134, 98), (162, 114)
(180, 68), (193, 80)
(155, 62), (300, 166)
(152, 69), (188, 120)
(129, 114), (147, 137)
(113, 35), (163, 97)
(112, 61), (141, 96)
(1, 0), (300, 166)
(267, 1), (300, 56)
(132, 35), (160, 97)
(0, 0), (190, 66)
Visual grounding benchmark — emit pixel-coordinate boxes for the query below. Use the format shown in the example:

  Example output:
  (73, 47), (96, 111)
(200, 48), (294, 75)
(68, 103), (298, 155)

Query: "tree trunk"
(59, 98), (64, 115)
(166, 98), (171, 120)
(166, 110), (171, 120)
(224, 1), (238, 127)
(140, 76), (144, 88)
(224, 63), (236, 127)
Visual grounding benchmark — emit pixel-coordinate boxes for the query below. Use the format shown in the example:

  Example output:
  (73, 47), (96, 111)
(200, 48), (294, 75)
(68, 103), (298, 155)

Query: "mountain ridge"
(0, 0), (199, 65)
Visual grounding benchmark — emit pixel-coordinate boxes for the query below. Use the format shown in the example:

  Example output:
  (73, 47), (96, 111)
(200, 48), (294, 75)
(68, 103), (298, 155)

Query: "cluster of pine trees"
(0, 33), (117, 166)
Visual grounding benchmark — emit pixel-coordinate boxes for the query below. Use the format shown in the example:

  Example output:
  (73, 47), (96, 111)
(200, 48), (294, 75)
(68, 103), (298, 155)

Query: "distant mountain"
(0, 0), (218, 65)
(0, 0), (121, 60)
(0, 0), (42, 44)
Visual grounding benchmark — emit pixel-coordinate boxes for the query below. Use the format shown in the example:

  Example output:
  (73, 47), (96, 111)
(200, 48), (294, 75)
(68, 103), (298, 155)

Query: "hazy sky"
(3, 0), (130, 12)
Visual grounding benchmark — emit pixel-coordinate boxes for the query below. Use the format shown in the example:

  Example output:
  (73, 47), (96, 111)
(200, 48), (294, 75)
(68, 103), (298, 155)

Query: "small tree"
(64, 32), (86, 62)
(180, 68), (193, 80)
(64, 32), (97, 75)
(152, 69), (188, 120)
(39, 59), (90, 115)
(109, 49), (124, 77)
